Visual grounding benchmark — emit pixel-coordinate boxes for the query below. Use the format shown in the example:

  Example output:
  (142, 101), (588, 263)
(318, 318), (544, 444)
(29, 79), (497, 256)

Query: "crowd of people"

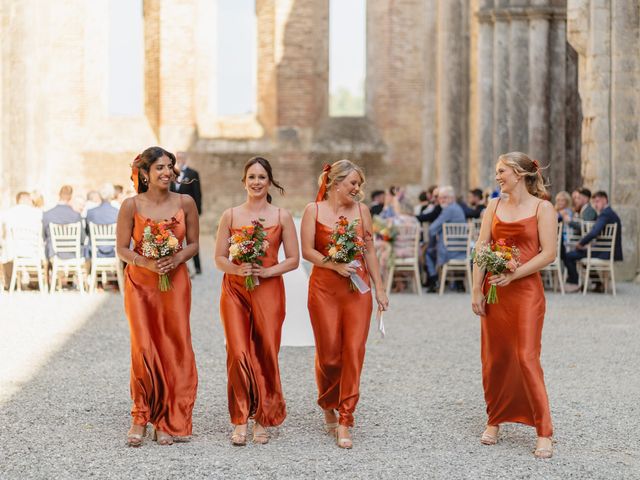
(0, 152), (202, 290)
(368, 180), (623, 294)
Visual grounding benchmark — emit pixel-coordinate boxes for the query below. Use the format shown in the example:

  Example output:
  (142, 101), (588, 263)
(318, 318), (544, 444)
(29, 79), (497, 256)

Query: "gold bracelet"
(133, 253), (140, 266)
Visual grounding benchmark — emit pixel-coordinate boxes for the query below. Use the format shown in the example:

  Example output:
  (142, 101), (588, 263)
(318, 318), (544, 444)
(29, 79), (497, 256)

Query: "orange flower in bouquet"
(473, 238), (520, 304)
(323, 216), (369, 293)
(139, 217), (182, 291)
(228, 219), (269, 291)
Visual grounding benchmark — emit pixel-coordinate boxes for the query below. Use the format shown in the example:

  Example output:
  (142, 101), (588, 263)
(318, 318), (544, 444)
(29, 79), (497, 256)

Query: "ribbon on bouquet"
(348, 260), (370, 294)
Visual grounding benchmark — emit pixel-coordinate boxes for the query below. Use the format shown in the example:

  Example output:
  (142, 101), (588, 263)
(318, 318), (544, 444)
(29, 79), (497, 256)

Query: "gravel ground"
(1, 241), (639, 479)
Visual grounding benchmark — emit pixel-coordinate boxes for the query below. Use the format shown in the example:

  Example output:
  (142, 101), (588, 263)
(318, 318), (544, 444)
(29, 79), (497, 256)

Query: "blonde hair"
(497, 151), (548, 199)
(318, 159), (366, 201)
(555, 190), (572, 209)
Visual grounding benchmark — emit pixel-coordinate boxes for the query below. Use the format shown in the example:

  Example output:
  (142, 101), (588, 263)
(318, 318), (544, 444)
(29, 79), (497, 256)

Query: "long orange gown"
(481, 201), (553, 437)
(308, 203), (373, 427)
(219, 209), (286, 426)
(124, 207), (198, 436)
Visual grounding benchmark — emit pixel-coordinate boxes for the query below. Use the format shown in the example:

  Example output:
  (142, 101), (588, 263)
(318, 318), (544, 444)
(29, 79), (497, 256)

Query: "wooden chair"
(580, 223), (617, 296)
(387, 222), (422, 295)
(541, 222), (565, 294)
(438, 223), (472, 295)
(49, 222), (85, 293)
(89, 223), (123, 294)
(8, 225), (48, 293)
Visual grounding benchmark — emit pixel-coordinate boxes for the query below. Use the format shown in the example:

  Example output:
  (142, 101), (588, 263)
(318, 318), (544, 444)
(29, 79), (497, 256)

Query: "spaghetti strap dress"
(481, 200), (553, 437)
(124, 200), (198, 436)
(307, 202), (373, 427)
(219, 208), (287, 426)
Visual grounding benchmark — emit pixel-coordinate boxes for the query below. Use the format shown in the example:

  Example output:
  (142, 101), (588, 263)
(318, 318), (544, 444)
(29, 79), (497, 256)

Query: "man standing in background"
(173, 151), (202, 274)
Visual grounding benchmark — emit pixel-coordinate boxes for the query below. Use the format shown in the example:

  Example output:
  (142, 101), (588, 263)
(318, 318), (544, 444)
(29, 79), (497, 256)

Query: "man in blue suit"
(43, 185), (82, 259)
(564, 190), (623, 292)
(86, 184), (119, 257)
(425, 185), (466, 292)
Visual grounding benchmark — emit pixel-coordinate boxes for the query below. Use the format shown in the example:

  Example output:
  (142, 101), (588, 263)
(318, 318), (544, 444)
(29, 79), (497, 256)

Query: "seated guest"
(424, 186), (465, 292)
(43, 185), (83, 259)
(555, 190), (573, 223)
(82, 190), (101, 217)
(459, 188), (486, 219)
(416, 187), (442, 224)
(86, 183), (119, 257)
(2, 191), (43, 263)
(569, 187), (597, 234)
(111, 184), (124, 209)
(414, 191), (430, 215)
(564, 191), (622, 292)
(369, 190), (385, 216)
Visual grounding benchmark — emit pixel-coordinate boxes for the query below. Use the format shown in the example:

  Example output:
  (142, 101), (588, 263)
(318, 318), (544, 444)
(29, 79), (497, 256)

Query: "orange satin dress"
(308, 203), (373, 427)
(219, 209), (286, 426)
(124, 207), (198, 436)
(481, 201), (553, 437)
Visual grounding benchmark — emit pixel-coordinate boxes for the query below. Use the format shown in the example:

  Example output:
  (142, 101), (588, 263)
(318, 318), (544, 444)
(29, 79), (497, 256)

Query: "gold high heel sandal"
(126, 424), (147, 447)
(231, 426), (248, 446)
(323, 409), (338, 435)
(252, 423), (269, 445)
(480, 426), (499, 445)
(533, 437), (553, 459)
(335, 426), (353, 449)
(152, 428), (174, 446)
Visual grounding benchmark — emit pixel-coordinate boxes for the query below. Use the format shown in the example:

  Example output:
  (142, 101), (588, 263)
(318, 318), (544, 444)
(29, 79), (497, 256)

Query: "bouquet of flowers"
(228, 219), (269, 291)
(323, 216), (369, 293)
(473, 238), (520, 304)
(140, 217), (182, 292)
(372, 215), (398, 244)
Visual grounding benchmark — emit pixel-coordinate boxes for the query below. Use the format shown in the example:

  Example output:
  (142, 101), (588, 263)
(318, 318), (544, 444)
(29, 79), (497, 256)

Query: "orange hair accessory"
(130, 155), (141, 193)
(532, 159), (540, 172)
(315, 164), (332, 202)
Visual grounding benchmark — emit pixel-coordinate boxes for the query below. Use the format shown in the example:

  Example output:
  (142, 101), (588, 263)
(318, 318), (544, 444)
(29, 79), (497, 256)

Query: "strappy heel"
(323, 409), (338, 435)
(480, 426), (499, 445)
(534, 437), (553, 459)
(335, 426), (353, 449)
(152, 428), (174, 446)
(126, 424), (147, 447)
(252, 423), (269, 445)
(231, 425), (248, 446)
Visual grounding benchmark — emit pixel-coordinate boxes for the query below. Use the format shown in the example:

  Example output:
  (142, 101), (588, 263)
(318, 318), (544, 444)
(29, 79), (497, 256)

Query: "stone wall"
(567, 0), (640, 280)
(1, 0), (638, 279)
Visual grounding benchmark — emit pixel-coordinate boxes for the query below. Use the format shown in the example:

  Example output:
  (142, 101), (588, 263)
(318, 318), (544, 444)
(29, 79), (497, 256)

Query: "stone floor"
(1, 253), (639, 479)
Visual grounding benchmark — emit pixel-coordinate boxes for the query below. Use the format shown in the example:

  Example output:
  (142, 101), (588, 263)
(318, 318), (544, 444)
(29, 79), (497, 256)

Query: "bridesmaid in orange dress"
(301, 160), (389, 449)
(116, 146), (200, 447)
(214, 157), (299, 446)
(471, 152), (557, 458)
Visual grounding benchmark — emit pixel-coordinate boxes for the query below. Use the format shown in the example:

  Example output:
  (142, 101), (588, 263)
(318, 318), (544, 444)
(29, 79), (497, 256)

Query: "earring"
(143, 178), (148, 185)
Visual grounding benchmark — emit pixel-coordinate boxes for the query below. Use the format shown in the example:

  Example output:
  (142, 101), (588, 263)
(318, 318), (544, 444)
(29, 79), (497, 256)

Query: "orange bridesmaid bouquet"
(228, 219), (269, 291)
(140, 217), (182, 292)
(323, 216), (369, 293)
(473, 238), (520, 304)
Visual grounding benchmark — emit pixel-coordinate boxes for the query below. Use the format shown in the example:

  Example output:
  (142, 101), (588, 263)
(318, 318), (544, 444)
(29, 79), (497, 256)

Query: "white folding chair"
(8, 225), (47, 293)
(580, 223), (617, 296)
(439, 223), (472, 295)
(49, 222), (85, 293)
(541, 222), (565, 294)
(387, 222), (422, 295)
(89, 223), (123, 294)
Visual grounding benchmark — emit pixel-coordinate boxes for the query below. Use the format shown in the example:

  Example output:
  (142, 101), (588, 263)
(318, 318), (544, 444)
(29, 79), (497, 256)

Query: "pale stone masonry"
(1, 0), (638, 279)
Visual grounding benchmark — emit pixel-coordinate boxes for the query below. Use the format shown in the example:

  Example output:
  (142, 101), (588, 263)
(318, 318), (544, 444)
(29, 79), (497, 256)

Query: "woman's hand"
(251, 264), (273, 278)
(331, 262), (357, 277)
(156, 254), (180, 274)
(375, 290), (389, 311)
(235, 262), (254, 277)
(471, 288), (486, 316)
(488, 271), (516, 287)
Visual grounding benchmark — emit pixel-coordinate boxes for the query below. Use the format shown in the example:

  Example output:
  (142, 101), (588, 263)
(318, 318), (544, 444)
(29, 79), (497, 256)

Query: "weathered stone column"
(507, 4), (529, 151)
(473, 1), (496, 189)
(421, 0), (438, 186)
(527, 3), (550, 168)
(492, 8), (510, 158)
(548, 11), (566, 190)
(436, 0), (469, 192)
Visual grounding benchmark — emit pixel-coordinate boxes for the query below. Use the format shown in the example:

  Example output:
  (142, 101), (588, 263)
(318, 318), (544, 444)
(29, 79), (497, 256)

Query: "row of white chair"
(6, 222), (122, 294)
